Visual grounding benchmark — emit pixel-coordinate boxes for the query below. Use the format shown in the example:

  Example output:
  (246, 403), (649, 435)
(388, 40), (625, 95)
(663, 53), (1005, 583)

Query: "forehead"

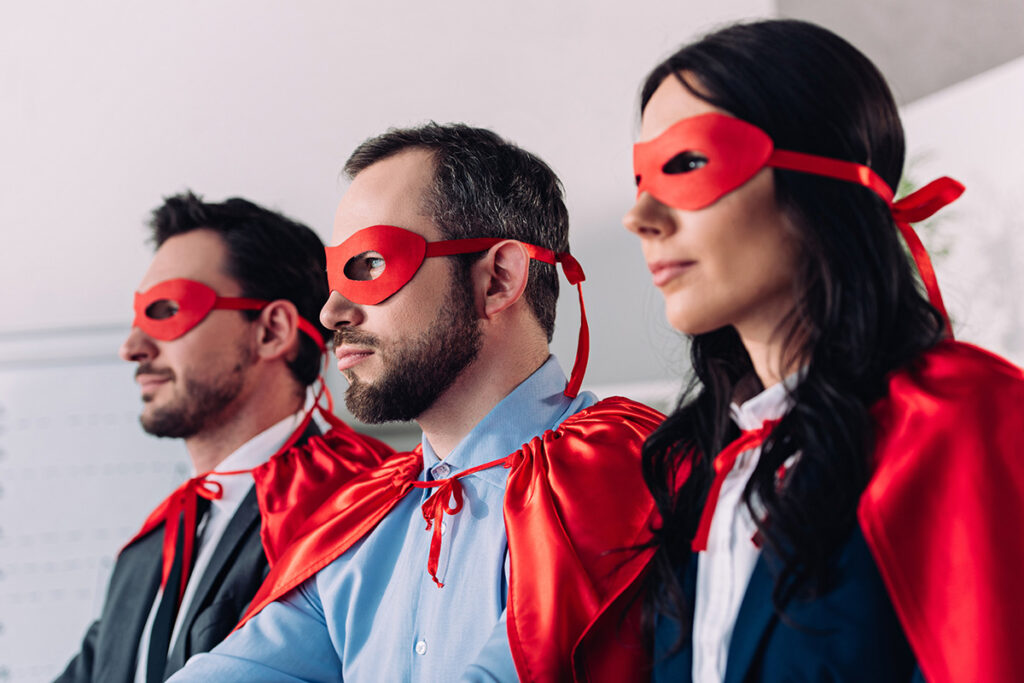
(139, 228), (237, 293)
(332, 147), (442, 246)
(640, 74), (726, 143)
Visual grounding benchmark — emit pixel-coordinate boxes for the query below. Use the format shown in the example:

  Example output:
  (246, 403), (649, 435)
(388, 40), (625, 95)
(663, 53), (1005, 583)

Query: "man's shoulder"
(544, 395), (666, 453)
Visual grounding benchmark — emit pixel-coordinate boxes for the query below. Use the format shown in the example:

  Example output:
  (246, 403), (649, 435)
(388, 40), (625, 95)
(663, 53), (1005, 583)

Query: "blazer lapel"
(162, 422), (321, 673)
(723, 554), (777, 683)
(164, 487), (261, 669)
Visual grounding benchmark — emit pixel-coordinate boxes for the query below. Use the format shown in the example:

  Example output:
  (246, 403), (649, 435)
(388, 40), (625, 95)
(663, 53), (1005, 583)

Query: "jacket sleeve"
(52, 620), (100, 683)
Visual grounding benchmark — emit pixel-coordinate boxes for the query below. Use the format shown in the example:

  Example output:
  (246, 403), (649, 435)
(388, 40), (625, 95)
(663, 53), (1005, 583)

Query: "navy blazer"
(54, 424), (318, 683)
(653, 528), (925, 682)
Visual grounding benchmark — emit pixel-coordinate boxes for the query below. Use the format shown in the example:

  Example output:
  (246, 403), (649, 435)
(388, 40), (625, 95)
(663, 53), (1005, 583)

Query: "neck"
(416, 328), (550, 460)
(738, 320), (806, 392)
(183, 374), (305, 473)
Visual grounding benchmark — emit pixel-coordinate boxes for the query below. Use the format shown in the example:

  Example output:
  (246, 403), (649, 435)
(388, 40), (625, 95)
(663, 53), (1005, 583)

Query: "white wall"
(1, 0), (773, 395)
(0, 2), (775, 679)
(901, 55), (1024, 364)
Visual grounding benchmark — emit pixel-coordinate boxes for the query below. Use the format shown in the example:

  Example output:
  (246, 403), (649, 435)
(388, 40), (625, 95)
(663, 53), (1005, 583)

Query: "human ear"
(255, 299), (301, 362)
(475, 240), (531, 320)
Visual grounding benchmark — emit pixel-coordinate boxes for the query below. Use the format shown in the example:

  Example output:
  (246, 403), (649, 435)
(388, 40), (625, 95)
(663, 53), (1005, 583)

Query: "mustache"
(332, 329), (381, 349)
(135, 363), (174, 380)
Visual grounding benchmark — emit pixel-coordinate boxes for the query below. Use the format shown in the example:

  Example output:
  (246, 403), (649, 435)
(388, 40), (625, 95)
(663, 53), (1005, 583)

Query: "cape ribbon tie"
(691, 419), (781, 553)
(556, 252), (590, 399)
(156, 371), (341, 605)
(888, 178), (964, 337)
(411, 455), (514, 587)
(769, 150), (964, 338)
(159, 475), (224, 605)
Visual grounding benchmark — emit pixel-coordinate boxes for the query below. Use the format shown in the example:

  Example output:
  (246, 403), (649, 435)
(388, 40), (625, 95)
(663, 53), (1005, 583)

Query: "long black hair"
(639, 19), (945, 637)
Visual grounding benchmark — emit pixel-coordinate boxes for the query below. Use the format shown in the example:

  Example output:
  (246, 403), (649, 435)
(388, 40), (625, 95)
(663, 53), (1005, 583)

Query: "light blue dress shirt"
(169, 356), (596, 682)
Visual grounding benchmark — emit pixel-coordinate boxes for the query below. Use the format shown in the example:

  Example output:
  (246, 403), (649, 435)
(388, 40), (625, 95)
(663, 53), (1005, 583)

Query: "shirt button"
(440, 521), (447, 536)
(415, 639), (428, 655)
(433, 463), (451, 479)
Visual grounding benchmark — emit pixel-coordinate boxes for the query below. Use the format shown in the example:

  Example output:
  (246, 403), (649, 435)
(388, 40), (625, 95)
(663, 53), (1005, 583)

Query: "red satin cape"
(233, 397), (665, 683)
(859, 340), (1024, 683)
(121, 419), (394, 567)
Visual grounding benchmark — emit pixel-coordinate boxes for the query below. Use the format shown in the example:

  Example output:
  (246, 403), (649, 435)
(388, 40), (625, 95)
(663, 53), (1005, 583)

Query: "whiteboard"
(0, 327), (186, 681)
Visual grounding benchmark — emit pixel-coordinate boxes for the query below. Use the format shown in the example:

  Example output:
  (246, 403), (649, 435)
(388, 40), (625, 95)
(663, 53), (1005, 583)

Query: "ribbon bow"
(887, 177), (965, 336)
(691, 419), (781, 552)
(770, 148), (964, 337)
(411, 455), (514, 587)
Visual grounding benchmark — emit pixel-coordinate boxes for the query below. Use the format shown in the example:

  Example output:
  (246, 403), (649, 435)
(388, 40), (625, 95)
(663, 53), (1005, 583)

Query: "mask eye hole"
(662, 151), (709, 175)
(145, 299), (180, 320)
(343, 251), (386, 281)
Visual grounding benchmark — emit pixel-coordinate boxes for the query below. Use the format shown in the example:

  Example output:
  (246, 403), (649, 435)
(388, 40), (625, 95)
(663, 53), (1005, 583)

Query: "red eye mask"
(132, 278), (324, 350)
(633, 112), (965, 336)
(325, 224), (590, 397)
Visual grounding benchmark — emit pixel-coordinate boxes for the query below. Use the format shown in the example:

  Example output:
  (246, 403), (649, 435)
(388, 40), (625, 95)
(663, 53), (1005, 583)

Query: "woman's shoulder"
(859, 339), (1024, 682)
(878, 339), (1023, 416)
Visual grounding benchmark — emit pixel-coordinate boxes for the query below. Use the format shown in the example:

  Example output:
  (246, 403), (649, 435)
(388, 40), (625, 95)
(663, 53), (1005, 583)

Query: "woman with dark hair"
(623, 19), (1024, 683)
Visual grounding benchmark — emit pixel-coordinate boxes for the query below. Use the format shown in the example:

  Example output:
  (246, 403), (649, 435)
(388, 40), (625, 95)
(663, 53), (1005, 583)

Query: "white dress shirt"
(133, 410), (302, 683)
(692, 378), (796, 683)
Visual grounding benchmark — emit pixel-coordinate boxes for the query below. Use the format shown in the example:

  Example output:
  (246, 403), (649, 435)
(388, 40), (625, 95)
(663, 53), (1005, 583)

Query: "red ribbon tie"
(159, 475), (224, 604)
(411, 455), (513, 587)
(691, 419), (780, 552)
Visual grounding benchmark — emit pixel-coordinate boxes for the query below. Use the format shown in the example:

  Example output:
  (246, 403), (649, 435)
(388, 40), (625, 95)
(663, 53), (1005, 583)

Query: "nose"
(320, 290), (365, 330)
(622, 192), (677, 239)
(119, 326), (157, 363)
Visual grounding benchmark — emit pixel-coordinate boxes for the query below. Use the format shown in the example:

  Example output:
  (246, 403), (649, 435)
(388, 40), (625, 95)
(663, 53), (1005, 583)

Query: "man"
(56, 193), (392, 683)
(170, 125), (663, 682)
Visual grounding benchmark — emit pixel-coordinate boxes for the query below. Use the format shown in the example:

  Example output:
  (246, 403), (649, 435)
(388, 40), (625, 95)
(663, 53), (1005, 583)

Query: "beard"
(138, 343), (254, 439)
(338, 280), (482, 424)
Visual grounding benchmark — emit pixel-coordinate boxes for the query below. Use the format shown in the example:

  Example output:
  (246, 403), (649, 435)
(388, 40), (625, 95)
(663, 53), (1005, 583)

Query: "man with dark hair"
(56, 192), (392, 683)
(171, 125), (663, 682)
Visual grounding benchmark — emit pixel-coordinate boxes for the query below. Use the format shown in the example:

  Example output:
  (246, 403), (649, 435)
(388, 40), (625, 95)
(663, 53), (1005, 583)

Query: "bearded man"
(55, 193), (392, 683)
(170, 125), (663, 682)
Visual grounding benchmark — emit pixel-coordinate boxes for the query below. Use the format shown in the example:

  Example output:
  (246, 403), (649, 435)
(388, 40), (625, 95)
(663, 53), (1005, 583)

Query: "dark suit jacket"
(55, 425), (318, 683)
(652, 528), (925, 682)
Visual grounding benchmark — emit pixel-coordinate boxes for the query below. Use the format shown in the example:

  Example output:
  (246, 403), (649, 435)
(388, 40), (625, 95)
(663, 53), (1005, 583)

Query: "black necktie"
(146, 496), (209, 683)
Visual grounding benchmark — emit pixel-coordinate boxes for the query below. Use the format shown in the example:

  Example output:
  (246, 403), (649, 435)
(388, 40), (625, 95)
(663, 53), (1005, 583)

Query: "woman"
(624, 19), (1024, 683)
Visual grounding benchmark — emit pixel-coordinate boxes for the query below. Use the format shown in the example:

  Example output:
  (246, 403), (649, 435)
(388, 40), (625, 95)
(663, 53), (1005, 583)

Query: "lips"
(136, 372), (172, 398)
(334, 346), (374, 371)
(648, 260), (697, 288)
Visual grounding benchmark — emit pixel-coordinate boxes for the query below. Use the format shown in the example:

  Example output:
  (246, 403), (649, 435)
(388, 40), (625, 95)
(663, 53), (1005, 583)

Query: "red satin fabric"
(232, 397), (665, 683)
(251, 419), (395, 565)
(690, 419), (780, 552)
(123, 475), (224, 603)
(859, 340), (1024, 683)
(120, 415), (393, 599)
(234, 450), (424, 630)
(504, 398), (665, 683)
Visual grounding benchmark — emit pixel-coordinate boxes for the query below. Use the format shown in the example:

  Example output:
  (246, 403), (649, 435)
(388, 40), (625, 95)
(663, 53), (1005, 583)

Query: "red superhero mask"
(132, 278), (324, 350)
(325, 224), (590, 397)
(633, 112), (965, 336)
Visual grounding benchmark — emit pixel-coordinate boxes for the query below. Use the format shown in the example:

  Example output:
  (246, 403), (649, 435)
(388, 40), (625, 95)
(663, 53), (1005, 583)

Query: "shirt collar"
(729, 370), (801, 431)
(420, 355), (578, 488)
(199, 409), (304, 510)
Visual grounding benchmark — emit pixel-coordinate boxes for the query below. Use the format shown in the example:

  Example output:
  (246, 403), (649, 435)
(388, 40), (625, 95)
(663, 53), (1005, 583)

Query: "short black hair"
(344, 123), (569, 341)
(149, 191), (329, 386)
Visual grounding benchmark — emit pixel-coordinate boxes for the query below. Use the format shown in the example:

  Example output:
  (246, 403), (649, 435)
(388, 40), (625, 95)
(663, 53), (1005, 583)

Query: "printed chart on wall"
(0, 327), (184, 682)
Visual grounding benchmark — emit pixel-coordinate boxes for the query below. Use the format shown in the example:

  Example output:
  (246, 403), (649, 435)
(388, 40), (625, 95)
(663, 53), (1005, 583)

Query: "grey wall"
(778, 0), (1024, 103)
